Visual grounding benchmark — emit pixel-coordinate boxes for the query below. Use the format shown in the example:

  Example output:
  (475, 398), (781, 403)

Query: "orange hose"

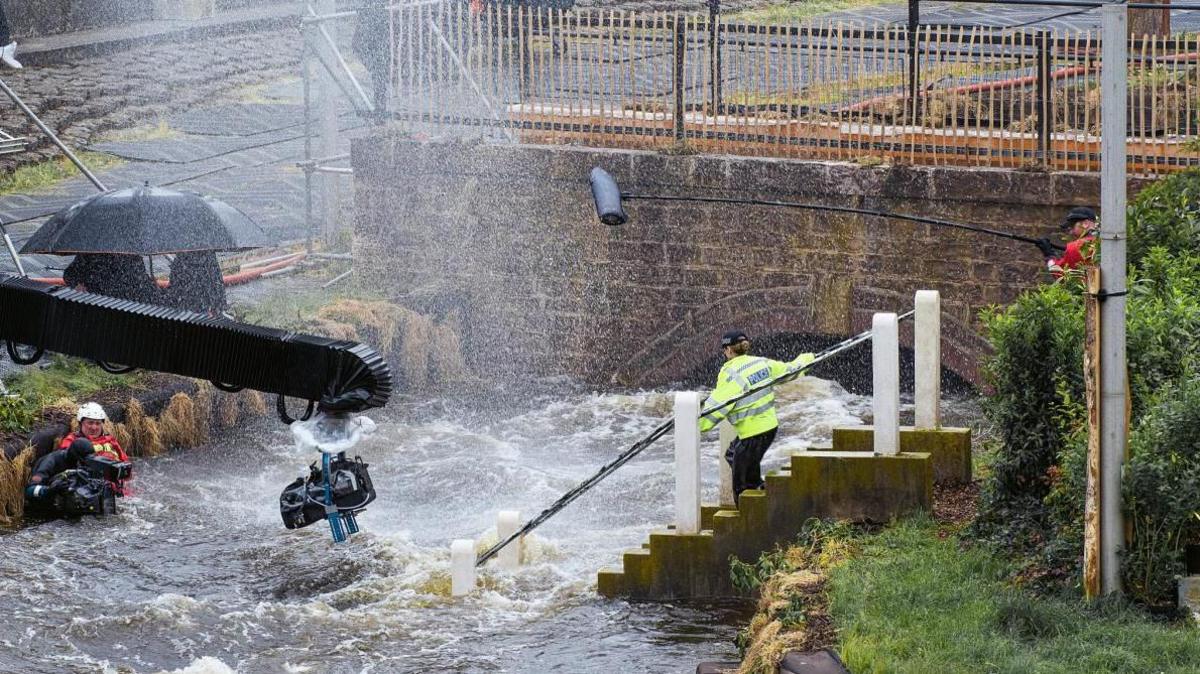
(28, 253), (307, 289)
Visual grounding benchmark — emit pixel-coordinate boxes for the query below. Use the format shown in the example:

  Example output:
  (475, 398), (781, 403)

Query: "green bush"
(970, 283), (1085, 555)
(973, 172), (1200, 607)
(1127, 169), (1200, 267)
(1123, 378), (1200, 607)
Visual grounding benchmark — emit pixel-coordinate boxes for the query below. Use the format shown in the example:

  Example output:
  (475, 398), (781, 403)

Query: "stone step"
(597, 450), (934, 600)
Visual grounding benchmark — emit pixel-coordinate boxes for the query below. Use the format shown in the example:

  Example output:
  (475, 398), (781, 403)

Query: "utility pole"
(1098, 2), (1128, 598)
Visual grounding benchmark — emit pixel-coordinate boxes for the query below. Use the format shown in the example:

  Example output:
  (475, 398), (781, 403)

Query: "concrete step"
(597, 450), (935, 600)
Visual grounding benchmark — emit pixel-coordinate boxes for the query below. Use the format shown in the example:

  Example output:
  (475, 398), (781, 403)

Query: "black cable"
(5, 340), (43, 365)
(474, 311), (915, 567)
(622, 193), (1065, 252)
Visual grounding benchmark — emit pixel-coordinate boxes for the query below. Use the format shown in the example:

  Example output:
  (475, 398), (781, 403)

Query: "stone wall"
(353, 138), (1144, 389)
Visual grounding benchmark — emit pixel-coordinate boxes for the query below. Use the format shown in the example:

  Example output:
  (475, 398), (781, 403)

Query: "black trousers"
(0, 5), (11, 46)
(725, 427), (777, 502)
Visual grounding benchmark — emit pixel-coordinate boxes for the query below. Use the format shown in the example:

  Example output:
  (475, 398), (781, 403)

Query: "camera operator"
(25, 439), (95, 501)
(56, 403), (131, 496)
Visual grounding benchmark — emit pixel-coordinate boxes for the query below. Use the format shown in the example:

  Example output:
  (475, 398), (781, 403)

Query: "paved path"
(0, 8), (363, 278)
(824, 1), (1200, 32)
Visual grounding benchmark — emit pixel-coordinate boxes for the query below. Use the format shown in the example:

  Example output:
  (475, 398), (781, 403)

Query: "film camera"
(84, 454), (133, 482)
(280, 454), (376, 530)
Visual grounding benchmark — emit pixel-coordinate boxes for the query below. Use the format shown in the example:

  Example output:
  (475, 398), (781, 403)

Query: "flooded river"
(0, 377), (873, 674)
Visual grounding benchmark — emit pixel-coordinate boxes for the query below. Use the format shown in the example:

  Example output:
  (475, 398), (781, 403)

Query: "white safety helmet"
(76, 402), (108, 423)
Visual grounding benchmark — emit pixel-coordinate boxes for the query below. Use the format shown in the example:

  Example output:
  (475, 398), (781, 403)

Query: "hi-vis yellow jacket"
(699, 352), (815, 439)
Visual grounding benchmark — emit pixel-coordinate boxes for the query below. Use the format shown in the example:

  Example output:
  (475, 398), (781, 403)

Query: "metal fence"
(342, 2), (1200, 176)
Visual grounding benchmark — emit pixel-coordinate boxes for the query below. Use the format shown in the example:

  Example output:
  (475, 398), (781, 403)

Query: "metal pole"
(310, 0), (341, 247)
(0, 78), (108, 193)
(907, 0), (920, 123)
(1099, 2), (1128, 598)
(1, 222), (27, 277)
(708, 0), (722, 114)
(303, 30), (315, 255)
(1036, 29), (1051, 167)
(673, 14), (686, 143)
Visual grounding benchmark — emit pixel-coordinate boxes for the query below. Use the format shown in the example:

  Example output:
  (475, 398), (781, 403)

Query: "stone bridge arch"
(352, 139), (1125, 392)
(611, 284), (985, 392)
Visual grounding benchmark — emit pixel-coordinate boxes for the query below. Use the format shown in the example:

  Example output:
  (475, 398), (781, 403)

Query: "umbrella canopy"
(20, 185), (273, 255)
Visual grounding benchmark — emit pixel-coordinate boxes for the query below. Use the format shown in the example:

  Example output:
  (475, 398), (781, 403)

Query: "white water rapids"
(0, 376), (872, 673)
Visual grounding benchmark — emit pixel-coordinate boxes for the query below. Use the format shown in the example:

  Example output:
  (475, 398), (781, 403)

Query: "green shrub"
(1123, 378), (1200, 607)
(0, 395), (38, 435)
(1127, 169), (1200, 267)
(973, 171), (1200, 606)
(970, 282), (1085, 554)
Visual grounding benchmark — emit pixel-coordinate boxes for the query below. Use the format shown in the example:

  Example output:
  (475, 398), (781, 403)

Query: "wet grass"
(97, 119), (184, 143)
(828, 516), (1200, 674)
(733, 0), (895, 23)
(0, 152), (125, 196)
(6, 356), (144, 404)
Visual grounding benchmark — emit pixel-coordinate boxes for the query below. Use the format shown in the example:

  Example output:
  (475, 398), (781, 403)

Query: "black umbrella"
(20, 185), (273, 255)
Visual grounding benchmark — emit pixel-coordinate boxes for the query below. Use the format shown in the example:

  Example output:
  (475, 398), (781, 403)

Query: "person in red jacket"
(58, 402), (131, 495)
(1037, 207), (1097, 278)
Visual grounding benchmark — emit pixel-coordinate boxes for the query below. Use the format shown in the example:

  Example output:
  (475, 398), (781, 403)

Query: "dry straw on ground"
(314, 299), (473, 392)
(158, 393), (202, 450)
(115, 399), (164, 458)
(0, 447), (33, 529)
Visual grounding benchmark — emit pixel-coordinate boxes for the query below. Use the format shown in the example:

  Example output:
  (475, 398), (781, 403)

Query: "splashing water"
(0, 377), (871, 673)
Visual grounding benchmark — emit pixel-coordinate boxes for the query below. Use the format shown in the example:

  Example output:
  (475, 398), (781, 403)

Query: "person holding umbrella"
(63, 253), (161, 304)
(167, 251), (226, 315)
(22, 184), (272, 306)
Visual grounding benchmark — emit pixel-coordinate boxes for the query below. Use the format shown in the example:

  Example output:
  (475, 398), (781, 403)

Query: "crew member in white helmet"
(55, 403), (131, 495)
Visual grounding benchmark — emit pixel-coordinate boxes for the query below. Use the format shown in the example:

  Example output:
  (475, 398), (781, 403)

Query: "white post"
(451, 539), (476, 597)
(1099, 3), (1128, 597)
(914, 290), (942, 429)
(873, 313), (900, 456)
(497, 510), (522, 571)
(718, 421), (736, 508)
(674, 392), (701, 534)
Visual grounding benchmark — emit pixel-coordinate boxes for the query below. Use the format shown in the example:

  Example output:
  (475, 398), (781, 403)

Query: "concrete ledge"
(786, 452), (933, 522)
(829, 425), (972, 485)
(597, 451), (932, 600)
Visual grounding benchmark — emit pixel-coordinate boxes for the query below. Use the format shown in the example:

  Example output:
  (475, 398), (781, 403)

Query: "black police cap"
(721, 330), (749, 348)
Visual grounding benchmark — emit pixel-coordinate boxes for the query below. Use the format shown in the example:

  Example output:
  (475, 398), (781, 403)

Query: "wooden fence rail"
(345, 2), (1200, 176)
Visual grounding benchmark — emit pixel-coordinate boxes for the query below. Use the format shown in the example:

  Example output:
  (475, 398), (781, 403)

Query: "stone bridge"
(352, 138), (1119, 391)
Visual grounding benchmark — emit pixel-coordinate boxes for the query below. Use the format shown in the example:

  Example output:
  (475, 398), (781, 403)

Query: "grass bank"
(0, 152), (124, 195)
(828, 516), (1200, 673)
(733, 0), (894, 22)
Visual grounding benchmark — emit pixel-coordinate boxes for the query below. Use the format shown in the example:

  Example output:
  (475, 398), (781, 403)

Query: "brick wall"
(352, 138), (1143, 389)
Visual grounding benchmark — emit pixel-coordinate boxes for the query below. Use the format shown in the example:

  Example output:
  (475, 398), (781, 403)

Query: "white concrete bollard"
(718, 420), (737, 508)
(872, 312), (900, 456)
(674, 392), (702, 534)
(497, 510), (522, 572)
(451, 539), (476, 597)
(914, 290), (942, 430)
